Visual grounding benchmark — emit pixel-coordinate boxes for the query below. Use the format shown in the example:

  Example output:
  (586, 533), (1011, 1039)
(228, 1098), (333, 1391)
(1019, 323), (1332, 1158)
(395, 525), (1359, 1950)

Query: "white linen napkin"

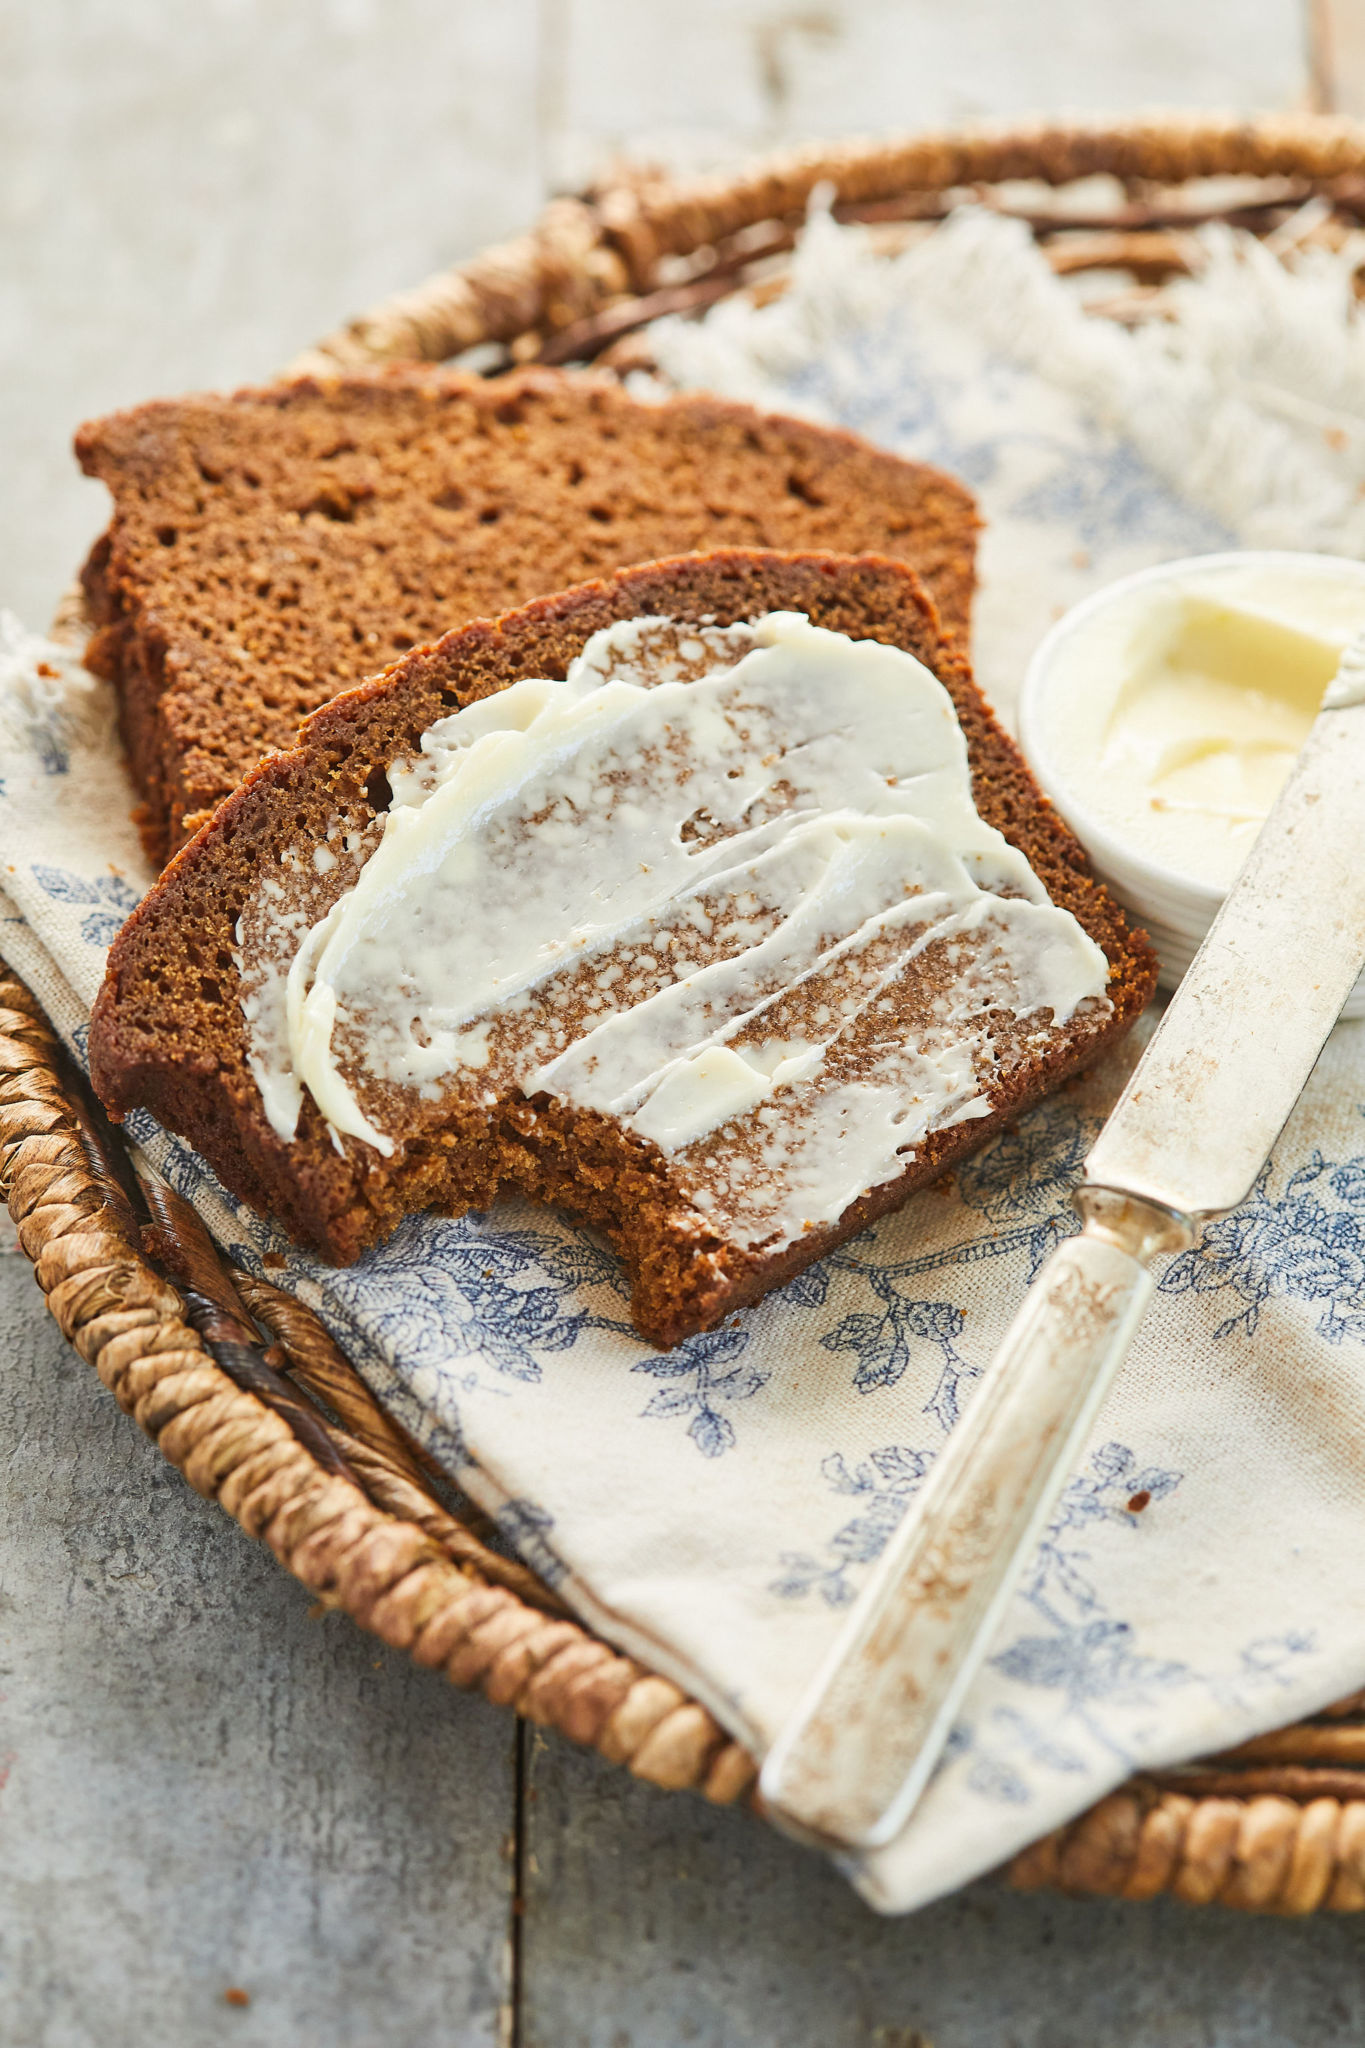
(8, 204), (1365, 1914)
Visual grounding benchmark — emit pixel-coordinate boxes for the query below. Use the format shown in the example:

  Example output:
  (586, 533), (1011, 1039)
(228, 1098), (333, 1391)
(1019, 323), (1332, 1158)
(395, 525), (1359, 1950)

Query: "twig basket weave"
(15, 111), (1365, 1915)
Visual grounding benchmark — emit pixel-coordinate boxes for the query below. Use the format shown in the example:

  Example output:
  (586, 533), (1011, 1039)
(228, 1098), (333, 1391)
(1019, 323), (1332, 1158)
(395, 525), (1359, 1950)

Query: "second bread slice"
(77, 367), (981, 859)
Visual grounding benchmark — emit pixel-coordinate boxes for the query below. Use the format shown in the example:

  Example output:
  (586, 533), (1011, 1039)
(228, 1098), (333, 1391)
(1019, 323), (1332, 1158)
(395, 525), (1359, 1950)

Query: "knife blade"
(1084, 700), (1365, 1217)
(759, 645), (1365, 1856)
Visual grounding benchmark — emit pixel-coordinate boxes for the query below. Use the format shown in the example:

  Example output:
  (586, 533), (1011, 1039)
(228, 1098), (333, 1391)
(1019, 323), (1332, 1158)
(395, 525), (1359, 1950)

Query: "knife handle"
(758, 1224), (1157, 1852)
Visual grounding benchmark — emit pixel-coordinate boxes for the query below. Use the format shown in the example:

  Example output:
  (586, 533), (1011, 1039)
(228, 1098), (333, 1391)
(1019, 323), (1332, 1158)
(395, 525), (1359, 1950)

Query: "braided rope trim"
(232, 1267), (567, 1615)
(292, 110), (1365, 376)
(1009, 1782), (1365, 1913)
(0, 968), (754, 1807)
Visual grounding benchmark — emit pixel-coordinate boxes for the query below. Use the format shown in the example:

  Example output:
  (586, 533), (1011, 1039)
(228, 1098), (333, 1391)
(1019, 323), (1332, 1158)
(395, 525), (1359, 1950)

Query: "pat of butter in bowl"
(1019, 551), (1365, 1013)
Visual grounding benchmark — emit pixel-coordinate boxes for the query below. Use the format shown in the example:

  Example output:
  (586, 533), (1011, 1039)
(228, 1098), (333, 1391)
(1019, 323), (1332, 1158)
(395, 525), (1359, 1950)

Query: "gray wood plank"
(0, 1253), (517, 2048)
(1312, 0), (1365, 113)
(547, 0), (1310, 187)
(519, 1726), (1365, 2048)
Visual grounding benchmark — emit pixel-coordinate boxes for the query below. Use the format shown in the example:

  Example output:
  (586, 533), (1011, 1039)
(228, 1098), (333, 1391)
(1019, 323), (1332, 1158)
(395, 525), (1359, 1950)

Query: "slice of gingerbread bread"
(89, 549), (1156, 1347)
(76, 366), (980, 862)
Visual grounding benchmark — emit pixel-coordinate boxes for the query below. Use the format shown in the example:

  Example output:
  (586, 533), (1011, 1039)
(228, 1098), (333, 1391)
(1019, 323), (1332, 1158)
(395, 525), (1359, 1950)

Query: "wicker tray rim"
(16, 106), (1365, 1919)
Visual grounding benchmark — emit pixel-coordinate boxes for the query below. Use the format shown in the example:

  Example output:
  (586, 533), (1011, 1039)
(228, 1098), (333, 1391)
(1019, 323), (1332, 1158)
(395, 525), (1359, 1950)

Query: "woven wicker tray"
(14, 109), (1365, 1917)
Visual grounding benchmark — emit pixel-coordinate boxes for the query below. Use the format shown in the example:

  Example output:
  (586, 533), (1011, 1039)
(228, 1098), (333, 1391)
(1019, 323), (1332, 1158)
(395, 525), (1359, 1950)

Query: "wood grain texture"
(545, 0), (1311, 185)
(518, 1728), (1365, 2048)
(1311, 0), (1365, 113)
(0, 1252), (517, 2048)
(0, 0), (543, 627)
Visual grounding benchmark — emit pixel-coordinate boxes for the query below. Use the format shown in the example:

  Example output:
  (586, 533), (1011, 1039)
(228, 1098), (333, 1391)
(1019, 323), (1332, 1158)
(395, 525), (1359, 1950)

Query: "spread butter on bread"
(89, 551), (1156, 1345)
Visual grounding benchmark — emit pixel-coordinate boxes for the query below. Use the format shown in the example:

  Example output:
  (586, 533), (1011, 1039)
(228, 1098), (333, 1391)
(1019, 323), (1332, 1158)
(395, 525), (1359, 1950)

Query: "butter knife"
(760, 633), (1365, 1854)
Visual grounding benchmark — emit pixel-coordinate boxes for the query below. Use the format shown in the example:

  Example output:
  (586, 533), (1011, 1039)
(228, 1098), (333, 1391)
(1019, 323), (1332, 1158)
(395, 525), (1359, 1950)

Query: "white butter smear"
(240, 612), (1111, 1254)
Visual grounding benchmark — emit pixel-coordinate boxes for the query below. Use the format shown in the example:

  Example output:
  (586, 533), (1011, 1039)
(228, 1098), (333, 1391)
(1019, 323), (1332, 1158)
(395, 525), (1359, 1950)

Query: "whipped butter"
(239, 612), (1111, 1256)
(1031, 556), (1365, 894)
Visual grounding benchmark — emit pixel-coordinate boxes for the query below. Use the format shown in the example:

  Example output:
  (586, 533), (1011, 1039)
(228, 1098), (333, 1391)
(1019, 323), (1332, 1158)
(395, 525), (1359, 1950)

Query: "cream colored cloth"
(7, 207), (1365, 1913)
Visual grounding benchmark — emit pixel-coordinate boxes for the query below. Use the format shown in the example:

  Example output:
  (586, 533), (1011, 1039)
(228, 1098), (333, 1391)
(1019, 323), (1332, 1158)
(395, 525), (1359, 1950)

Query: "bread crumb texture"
(76, 366), (980, 861)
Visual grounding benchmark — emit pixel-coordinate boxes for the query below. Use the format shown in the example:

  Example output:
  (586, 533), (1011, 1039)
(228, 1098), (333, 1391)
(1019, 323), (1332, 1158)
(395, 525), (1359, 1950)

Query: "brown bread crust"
(89, 549), (1156, 1346)
(75, 366), (980, 861)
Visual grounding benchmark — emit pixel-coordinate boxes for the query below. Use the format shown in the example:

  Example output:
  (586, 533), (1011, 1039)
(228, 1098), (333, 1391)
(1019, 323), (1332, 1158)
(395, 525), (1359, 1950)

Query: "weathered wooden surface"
(520, 1728), (1365, 2048)
(7, 2), (1365, 2043)
(8, 1213), (1365, 2047)
(543, 0), (1311, 187)
(0, 1250), (517, 2047)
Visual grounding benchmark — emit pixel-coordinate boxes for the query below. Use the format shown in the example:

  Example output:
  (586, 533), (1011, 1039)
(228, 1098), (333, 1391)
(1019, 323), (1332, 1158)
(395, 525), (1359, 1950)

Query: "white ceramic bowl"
(1018, 550), (1365, 1021)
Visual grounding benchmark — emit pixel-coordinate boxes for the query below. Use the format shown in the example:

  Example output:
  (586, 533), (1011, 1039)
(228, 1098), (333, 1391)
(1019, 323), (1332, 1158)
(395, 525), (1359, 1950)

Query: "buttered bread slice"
(90, 551), (1156, 1344)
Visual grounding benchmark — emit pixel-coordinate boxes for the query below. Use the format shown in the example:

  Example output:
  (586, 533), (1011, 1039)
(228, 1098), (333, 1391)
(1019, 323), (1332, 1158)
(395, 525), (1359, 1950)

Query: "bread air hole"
(365, 766), (393, 815)
(302, 487), (356, 523)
